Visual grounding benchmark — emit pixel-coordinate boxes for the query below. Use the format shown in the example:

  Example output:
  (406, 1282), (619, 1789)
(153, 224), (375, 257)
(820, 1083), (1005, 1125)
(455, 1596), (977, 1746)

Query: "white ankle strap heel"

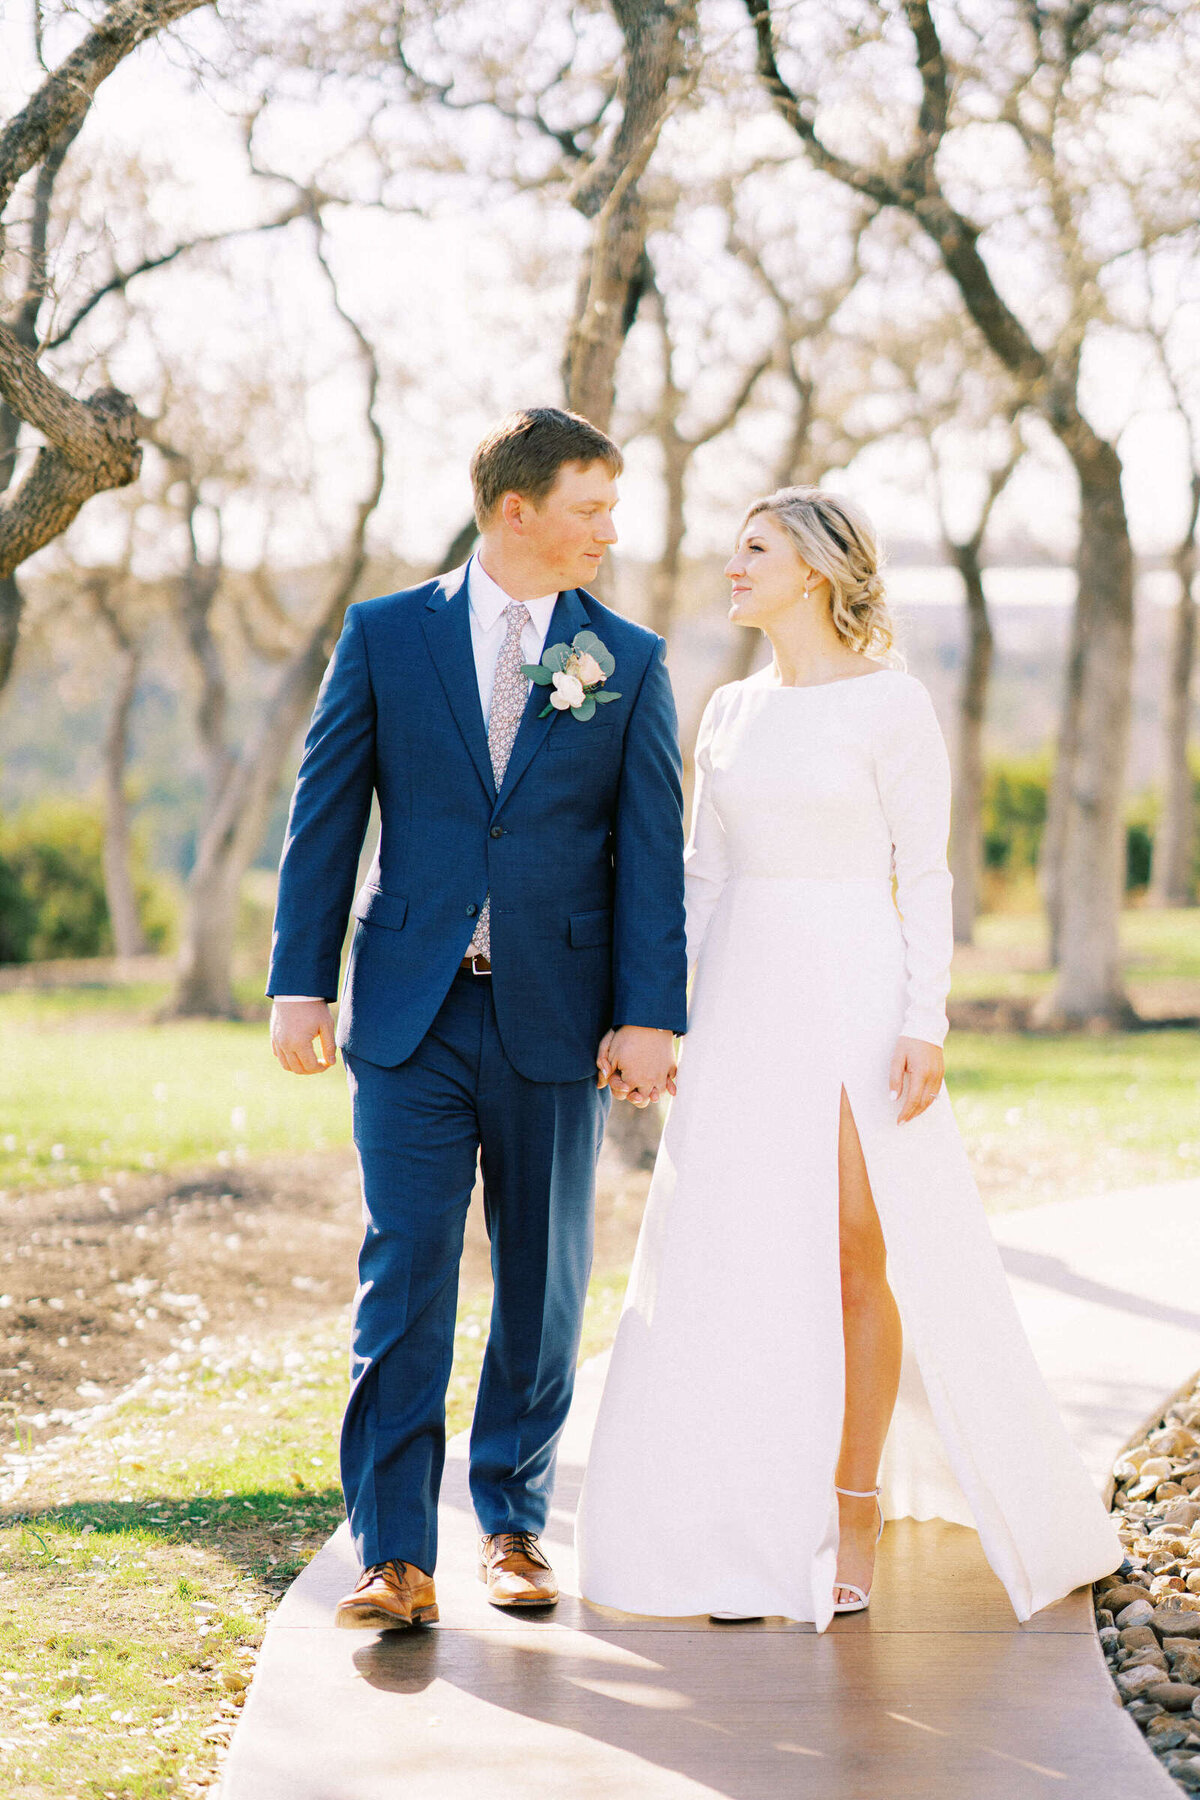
(832, 1484), (884, 1614)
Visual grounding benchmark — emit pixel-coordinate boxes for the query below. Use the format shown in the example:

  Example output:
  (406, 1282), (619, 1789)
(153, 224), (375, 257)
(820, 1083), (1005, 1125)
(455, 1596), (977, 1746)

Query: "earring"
(803, 571), (813, 601)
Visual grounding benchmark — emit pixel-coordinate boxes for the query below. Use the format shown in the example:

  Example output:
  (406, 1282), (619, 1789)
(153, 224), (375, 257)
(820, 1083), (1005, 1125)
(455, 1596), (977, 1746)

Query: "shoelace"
(488, 1531), (549, 1569)
(363, 1560), (408, 1586)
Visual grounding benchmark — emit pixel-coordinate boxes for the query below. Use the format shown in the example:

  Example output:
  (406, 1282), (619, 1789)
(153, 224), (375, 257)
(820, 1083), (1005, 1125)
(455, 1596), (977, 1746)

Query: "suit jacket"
(267, 564), (688, 1082)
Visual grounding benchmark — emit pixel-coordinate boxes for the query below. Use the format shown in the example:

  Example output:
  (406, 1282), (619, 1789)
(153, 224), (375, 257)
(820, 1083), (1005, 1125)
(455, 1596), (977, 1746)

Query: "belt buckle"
(467, 953), (491, 976)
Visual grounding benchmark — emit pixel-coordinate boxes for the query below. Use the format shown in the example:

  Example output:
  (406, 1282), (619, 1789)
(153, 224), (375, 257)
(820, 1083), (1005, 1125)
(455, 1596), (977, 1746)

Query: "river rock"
(1121, 1624), (1161, 1649)
(1117, 1599), (1156, 1629)
(1129, 1459), (1177, 1500)
(1102, 1583), (1151, 1613)
(1144, 1681), (1200, 1711)
(1164, 1500), (1200, 1529)
(1151, 1427), (1200, 1457)
(1118, 1664), (1170, 1699)
(1147, 1715), (1192, 1748)
(1170, 1650), (1200, 1686)
(1153, 1607), (1200, 1638)
(1171, 1754), (1200, 1793)
(1099, 1626), (1121, 1655)
(1123, 1647), (1169, 1673)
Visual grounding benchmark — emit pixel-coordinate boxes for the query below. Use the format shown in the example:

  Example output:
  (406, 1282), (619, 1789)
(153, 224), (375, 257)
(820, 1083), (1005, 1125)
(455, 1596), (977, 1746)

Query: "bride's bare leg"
(834, 1086), (903, 1605)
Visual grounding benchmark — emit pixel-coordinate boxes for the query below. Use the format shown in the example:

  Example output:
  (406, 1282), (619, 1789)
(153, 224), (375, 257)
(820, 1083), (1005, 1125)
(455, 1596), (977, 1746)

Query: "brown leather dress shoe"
(335, 1560), (438, 1630)
(479, 1531), (559, 1607)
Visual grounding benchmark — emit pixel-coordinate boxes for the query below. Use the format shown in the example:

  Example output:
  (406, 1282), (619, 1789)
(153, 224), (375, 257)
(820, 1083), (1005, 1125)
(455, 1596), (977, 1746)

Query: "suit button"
(490, 826), (504, 839)
(465, 903), (478, 918)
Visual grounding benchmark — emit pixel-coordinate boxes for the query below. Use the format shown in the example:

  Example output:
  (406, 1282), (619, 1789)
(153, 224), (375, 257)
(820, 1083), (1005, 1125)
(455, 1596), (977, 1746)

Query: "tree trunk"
(0, 572), (22, 690)
(1148, 521), (1198, 907)
(563, 1), (695, 431)
(949, 542), (993, 945)
(647, 441), (686, 636)
(1038, 594), (1083, 966)
(1034, 453), (1137, 1026)
(100, 638), (148, 957)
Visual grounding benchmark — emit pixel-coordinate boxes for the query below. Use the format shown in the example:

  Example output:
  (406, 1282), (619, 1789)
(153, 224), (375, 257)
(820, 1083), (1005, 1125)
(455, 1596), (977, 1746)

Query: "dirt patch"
(1, 1144), (652, 1438)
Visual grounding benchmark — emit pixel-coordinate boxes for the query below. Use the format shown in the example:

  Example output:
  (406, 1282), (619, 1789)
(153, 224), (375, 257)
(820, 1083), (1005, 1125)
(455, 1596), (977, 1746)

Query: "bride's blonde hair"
(742, 486), (899, 663)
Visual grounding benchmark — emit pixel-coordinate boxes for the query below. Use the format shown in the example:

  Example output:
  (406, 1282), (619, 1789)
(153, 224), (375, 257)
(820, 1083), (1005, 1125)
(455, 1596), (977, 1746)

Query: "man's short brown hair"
(470, 407), (623, 529)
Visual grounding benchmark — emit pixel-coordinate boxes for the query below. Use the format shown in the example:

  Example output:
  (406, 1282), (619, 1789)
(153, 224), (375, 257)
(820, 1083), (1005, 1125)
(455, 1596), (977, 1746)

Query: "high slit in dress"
(575, 665), (1122, 1630)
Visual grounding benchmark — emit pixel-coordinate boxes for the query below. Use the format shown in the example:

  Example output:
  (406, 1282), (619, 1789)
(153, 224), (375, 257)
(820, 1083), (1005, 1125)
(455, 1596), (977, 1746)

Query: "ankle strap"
(835, 1485), (881, 1498)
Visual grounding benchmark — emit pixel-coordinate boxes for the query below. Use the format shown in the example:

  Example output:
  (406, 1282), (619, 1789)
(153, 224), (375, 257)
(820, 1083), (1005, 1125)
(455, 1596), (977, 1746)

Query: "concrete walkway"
(222, 1181), (1200, 1800)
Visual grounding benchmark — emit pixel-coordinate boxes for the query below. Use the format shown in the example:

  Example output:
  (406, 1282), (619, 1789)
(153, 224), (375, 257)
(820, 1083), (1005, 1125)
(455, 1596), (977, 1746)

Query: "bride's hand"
(596, 1028), (616, 1090)
(888, 1037), (944, 1123)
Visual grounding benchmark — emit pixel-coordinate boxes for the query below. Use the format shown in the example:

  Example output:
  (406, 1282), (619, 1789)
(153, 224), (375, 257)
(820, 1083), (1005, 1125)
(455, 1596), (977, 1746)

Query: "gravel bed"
(1095, 1372), (1200, 1792)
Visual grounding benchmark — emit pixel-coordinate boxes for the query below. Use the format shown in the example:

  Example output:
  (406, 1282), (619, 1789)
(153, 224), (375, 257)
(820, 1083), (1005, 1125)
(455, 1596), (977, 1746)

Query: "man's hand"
(888, 1036), (944, 1124)
(271, 1000), (337, 1074)
(596, 1026), (677, 1108)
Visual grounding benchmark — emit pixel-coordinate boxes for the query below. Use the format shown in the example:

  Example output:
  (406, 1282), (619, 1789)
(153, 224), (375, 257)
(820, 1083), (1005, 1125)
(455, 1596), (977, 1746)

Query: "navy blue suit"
(268, 563), (687, 1572)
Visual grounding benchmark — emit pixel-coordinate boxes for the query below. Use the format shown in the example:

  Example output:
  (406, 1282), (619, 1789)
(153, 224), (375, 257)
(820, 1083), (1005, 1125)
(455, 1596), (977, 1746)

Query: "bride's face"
(724, 514), (815, 626)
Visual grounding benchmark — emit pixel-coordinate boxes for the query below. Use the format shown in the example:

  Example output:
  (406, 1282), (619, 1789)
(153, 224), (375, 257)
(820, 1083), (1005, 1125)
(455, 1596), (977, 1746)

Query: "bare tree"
(741, 0), (1157, 1025)
(0, 0), (217, 686)
(636, 268), (770, 637)
(561, 0), (699, 429)
(88, 576), (151, 959)
(390, 0), (700, 470)
(1145, 338), (1199, 908)
(926, 428), (1022, 943)
(170, 227), (386, 1016)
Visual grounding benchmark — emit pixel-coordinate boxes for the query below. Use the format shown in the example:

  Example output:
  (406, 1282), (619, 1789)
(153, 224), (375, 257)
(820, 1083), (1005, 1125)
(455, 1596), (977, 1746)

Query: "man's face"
(516, 460), (619, 589)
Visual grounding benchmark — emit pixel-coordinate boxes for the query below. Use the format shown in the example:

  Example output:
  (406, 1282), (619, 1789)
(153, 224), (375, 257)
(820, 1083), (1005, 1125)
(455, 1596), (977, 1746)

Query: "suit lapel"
(494, 587), (590, 816)
(420, 564), (496, 802)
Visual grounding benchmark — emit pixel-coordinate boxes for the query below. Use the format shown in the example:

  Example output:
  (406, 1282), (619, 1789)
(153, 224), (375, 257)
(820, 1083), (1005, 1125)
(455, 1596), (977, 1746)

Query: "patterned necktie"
(468, 601), (532, 960)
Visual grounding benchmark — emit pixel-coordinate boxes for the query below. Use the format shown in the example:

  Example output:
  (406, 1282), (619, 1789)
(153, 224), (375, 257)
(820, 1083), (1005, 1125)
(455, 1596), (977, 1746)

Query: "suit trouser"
(340, 968), (609, 1573)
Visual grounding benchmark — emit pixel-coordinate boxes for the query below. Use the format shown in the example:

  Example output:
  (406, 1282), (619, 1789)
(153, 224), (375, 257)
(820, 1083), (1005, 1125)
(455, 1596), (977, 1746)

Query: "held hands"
(596, 1026), (678, 1108)
(271, 999), (337, 1074)
(888, 1036), (944, 1123)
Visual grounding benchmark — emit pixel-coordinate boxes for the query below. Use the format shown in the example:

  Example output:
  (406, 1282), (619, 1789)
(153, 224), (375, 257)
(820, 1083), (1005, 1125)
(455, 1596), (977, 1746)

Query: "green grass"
(946, 1029), (1200, 1205)
(0, 1017), (351, 1190)
(0, 1269), (624, 1799)
(949, 906), (1200, 1000)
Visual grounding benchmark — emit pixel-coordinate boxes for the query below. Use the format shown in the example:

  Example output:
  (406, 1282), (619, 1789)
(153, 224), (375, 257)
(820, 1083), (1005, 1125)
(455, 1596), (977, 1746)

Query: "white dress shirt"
(274, 557), (560, 1002)
(465, 555), (558, 726)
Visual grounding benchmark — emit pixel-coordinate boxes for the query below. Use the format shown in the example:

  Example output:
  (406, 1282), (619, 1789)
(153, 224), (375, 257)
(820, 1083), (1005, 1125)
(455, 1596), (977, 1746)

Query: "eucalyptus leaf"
(573, 630), (616, 677)
(571, 694), (597, 722)
(541, 641), (571, 673)
(523, 664), (554, 685)
(594, 689), (621, 703)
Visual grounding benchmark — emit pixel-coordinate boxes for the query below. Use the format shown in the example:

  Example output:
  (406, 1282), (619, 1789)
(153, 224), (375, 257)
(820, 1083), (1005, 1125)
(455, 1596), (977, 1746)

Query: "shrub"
(980, 755), (1183, 900)
(981, 753), (1051, 875)
(0, 799), (175, 963)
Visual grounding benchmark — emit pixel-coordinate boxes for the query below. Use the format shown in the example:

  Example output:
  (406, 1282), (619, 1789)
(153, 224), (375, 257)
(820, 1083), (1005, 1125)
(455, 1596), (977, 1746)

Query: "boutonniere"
(522, 631), (621, 722)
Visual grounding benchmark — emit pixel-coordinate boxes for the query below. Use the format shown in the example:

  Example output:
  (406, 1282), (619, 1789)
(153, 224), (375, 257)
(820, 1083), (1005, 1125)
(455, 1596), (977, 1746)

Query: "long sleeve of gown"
(873, 677), (954, 1047)
(683, 690), (732, 974)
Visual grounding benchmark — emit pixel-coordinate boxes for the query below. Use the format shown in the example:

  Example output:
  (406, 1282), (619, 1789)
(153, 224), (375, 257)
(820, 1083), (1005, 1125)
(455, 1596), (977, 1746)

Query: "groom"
(268, 407), (687, 1628)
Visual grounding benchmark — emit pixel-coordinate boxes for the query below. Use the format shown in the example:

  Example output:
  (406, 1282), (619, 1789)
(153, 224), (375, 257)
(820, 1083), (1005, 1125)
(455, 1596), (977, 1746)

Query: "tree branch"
(0, 0), (214, 217)
(42, 202), (312, 350)
(0, 392), (140, 583)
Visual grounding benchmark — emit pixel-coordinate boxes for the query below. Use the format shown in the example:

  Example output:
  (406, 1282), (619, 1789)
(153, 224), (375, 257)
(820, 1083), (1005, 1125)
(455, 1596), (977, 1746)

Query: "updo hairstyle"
(742, 486), (899, 663)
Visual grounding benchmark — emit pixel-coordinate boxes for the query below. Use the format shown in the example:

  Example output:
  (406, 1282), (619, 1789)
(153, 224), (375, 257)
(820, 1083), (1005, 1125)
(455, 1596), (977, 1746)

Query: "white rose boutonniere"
(522, 631), (620, 722)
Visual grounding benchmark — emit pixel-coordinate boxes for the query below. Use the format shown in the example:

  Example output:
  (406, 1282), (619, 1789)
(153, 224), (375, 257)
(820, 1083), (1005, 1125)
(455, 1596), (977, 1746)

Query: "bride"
(576, 486), (1121, 1629)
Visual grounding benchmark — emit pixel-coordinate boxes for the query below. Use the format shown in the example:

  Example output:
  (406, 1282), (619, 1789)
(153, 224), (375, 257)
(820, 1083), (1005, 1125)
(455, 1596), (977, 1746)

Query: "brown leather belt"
(460, 953), (492, 975)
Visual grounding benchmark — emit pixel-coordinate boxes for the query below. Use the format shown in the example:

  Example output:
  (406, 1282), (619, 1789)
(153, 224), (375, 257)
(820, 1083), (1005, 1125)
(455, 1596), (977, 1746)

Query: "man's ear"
(500, 490), (526, 534)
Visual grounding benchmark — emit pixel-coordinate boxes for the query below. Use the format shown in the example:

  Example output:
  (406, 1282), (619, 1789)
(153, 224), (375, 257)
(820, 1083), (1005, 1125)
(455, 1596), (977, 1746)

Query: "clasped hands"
(595, 1025), (677, 1108)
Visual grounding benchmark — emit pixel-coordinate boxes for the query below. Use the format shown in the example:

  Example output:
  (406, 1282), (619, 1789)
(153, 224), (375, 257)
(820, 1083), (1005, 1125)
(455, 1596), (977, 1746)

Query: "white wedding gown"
(576, 665), (1121, 1631)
